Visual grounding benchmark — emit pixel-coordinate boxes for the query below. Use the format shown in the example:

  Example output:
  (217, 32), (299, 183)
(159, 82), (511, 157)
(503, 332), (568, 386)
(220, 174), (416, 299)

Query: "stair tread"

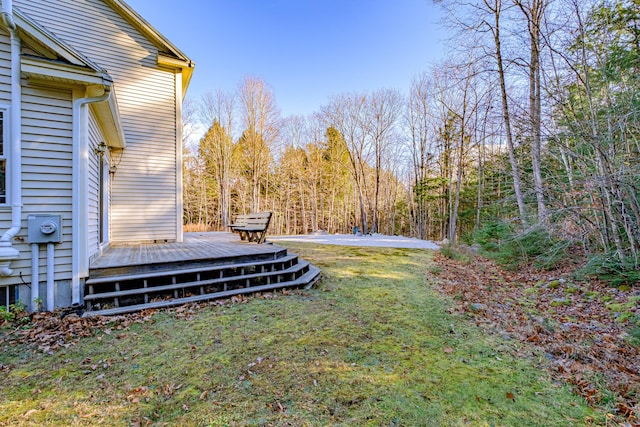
(84, 260), (310, 301)
(86, 254), (299, 285)
(83, 266), (321, 317)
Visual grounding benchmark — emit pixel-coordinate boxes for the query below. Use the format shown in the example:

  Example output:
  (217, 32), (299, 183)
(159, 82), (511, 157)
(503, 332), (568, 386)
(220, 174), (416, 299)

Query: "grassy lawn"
(0, 244), (600, 426)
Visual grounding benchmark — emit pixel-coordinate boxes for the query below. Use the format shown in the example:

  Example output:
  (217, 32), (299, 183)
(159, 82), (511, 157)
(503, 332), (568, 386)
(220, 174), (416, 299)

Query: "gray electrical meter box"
(27, 214), (62, 244)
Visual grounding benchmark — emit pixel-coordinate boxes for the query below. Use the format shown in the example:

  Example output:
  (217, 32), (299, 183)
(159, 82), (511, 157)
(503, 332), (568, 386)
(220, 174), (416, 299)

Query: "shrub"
(474, 220), (564, 269)
(628, 323), (640, 347)
(1, 305), (15, 323)
(575, 252), (640, 287)
(473, 219), (513, 254)
(0, 300), (29, 325)
(439, 243), (473, 263)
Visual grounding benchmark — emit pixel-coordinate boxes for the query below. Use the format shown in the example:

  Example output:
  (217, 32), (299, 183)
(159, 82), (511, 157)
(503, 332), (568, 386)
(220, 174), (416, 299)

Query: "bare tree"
(200, 90), (236, 227)
(546, 0), (640, 261)
(237, 76), (281, 212)
(514, 0), (549, 223)
(366, 89), (403, 233)
(322, 124), (352, 233)
(483, 0), (529, 224)
(406, 72), (438, 239)
(430, 59), (483, 243)
(181, 97), (207, 228)
(322, 94), (372, 234)
(434, 0), (529, 225)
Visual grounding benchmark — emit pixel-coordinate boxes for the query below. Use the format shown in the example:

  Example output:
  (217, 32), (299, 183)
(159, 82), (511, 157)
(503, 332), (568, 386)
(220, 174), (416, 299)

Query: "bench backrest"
(234, 212), (272, 228)
(232, 215), (249, 226)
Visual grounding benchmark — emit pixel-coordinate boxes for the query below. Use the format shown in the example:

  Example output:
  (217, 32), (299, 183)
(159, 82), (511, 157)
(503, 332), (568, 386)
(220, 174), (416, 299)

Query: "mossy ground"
(0, 244), (599, 426)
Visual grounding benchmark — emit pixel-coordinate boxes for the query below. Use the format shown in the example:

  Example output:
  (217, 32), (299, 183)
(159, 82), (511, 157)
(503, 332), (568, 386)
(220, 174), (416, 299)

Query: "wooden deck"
(91, 232), (283, 270)
(83, 232), (321, 316)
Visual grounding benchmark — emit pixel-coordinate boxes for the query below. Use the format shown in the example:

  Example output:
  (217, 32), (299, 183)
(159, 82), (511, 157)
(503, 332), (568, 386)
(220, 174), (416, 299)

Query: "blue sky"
(125, 0), (446, 117)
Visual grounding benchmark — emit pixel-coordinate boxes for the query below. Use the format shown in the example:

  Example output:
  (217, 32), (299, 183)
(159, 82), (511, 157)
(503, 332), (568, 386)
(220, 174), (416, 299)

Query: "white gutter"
(0, 0), (23, 276)
(71, 85), (112, 305)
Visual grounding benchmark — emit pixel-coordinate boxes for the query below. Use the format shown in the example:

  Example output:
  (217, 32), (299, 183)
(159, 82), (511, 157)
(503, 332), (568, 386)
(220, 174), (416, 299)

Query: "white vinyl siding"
(88, 111), (104, 260)
(0, 31), (10, 206)
(0, 31), (12, 285)
(0, 31), (10, 103)
(16, 0), (179, 242)
(18, 86), (74, 284)
(0, 110), (8, 206)
(0, 33), (74, 287)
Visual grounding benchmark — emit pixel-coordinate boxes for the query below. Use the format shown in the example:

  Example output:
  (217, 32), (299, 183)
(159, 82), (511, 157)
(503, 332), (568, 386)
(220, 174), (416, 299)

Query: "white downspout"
(0, 0), (22, 276)
(71, 86), (111, 305)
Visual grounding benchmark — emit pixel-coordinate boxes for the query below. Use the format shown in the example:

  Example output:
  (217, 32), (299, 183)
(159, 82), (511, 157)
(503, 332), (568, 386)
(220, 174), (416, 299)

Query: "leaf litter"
(430, 251), (640, 425)
(0, 292), (280, 364)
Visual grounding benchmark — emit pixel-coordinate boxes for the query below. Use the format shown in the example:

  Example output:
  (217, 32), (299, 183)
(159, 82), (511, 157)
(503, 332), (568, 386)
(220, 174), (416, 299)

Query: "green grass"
(0, 244), (600, 426)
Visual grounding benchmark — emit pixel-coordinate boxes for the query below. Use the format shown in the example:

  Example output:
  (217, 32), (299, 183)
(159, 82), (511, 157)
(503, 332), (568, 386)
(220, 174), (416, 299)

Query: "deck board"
(91, 232), (283, 269)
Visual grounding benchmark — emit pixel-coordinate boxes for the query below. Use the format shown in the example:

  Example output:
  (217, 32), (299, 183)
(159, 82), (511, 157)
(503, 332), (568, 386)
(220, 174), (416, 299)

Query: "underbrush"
(430, 250), (640, 423)
(459, 222), (640, 349)
(575, 252), (640, 287)
(473, 220), (568, 270)
(183, 222), (214, 232)
(439, 242), (473, 263)
(0, 300), (29, 325)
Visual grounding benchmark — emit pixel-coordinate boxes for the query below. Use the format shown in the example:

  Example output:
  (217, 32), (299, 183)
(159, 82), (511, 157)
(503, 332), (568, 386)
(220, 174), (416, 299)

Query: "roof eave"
(22, 56), (126, 149)
(14, 7), (107, 72)
(106, 0), (194, 93)
(92, 88), (127, 149)
(157, 53), (195, 95)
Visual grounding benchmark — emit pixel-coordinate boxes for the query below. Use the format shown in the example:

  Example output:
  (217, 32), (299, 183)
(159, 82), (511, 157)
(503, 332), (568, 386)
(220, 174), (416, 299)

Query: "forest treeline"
(183, 0), (639, 281)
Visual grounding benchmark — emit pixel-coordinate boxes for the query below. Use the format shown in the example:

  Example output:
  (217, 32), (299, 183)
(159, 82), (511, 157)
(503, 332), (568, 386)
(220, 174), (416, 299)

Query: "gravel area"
(268, 233), (440, 249)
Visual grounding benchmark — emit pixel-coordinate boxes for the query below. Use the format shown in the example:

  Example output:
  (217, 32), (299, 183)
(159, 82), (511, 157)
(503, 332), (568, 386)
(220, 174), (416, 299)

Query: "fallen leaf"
(429, 251), (640, 423)
(23, 409), (39, 418)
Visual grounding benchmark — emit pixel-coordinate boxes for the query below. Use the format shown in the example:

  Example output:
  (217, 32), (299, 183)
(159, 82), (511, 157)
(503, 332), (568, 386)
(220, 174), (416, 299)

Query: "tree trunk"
(490, 0), (528, 224)
(523, 0), (548, 223)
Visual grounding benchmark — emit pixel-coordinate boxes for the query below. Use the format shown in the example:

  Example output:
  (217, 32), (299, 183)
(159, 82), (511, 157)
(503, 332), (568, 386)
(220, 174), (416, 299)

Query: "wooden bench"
(228, 212), (272, 244)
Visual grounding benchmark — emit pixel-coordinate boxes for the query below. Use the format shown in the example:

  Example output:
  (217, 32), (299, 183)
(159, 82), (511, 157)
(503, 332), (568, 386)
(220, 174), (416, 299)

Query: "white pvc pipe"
(0, 0), (22, 276)
(46, 242), (54, 311)
(71, 86), (112, 305)
(31, 244), (39, 311)
(1, 0), (13, 16)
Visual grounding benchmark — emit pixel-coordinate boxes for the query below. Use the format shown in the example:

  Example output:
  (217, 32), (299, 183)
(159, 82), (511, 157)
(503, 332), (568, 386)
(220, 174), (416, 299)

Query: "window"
(1, 285), (15, 309)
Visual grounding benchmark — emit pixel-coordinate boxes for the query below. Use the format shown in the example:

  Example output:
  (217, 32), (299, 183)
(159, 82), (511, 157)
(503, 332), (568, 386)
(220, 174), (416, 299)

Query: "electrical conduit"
(30, 244), (38, 311)
(47, 242), (54, 311)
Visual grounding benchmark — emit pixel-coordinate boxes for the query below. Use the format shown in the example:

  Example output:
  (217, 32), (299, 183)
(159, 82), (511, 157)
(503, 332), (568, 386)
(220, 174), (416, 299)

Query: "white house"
(0, 0), (193, 311)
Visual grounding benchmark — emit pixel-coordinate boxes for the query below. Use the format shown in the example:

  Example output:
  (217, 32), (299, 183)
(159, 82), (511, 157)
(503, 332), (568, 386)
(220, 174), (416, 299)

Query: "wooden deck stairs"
(83, 247), (320, 317)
